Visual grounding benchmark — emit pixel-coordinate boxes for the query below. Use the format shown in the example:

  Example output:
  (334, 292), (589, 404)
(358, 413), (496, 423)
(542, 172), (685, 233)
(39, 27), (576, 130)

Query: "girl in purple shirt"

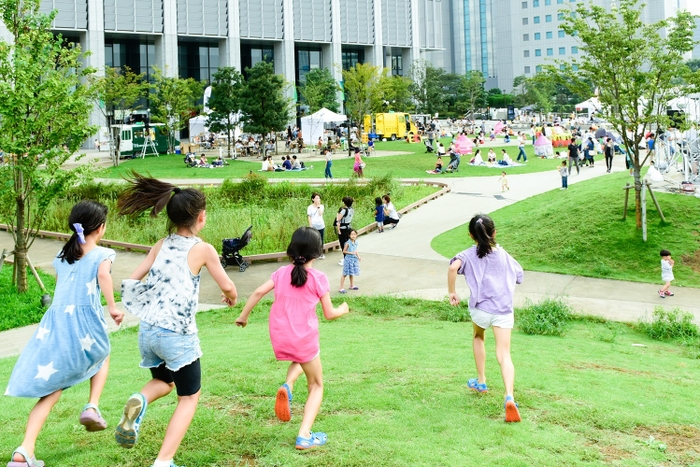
(447, 214), (524, 422)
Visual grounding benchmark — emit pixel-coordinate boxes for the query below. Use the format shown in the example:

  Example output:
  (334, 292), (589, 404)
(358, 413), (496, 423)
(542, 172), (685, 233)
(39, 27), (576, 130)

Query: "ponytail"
(469, 214), (496, 258)
(58, 201), (108, 264)
(290, 256), (308, 288)
(286, 227), (322, 287)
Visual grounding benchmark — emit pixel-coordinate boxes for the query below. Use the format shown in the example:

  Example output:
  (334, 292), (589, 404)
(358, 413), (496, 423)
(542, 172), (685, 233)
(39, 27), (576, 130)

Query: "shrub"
(636, 307), (699, 340)
(517, 296), (573, 336)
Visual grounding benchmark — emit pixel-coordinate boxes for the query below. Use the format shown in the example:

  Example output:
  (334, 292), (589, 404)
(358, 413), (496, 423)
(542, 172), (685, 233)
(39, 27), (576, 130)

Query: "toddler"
(659, 249), (675, 298)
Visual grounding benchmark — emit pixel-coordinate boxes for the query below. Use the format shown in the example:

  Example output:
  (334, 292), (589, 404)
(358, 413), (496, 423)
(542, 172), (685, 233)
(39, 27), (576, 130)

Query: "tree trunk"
(633, 172), (643, 229)
(14, 188), (28, 293)
(227, 117), (232, 159)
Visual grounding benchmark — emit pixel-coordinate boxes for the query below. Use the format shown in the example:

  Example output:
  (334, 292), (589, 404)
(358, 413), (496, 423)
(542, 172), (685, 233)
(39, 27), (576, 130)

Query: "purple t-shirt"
(450, 245), (524, 315)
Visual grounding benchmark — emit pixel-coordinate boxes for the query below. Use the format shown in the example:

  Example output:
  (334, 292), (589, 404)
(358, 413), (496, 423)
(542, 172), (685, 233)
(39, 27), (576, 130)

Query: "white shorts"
(469, 307), (514, 329)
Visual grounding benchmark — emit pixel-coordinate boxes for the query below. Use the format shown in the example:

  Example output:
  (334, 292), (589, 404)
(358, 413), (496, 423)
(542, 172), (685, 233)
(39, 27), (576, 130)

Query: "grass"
(99, 138), (577, 180)
(0, 296), (698, 466)
(38, 176), (437, 254)
(431, 170), (700, 287)
(0, 266), (56, 332)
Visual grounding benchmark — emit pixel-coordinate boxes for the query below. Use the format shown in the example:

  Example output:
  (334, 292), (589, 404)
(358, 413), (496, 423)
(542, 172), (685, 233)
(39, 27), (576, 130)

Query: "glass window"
(572, 64), (579, 71)
(535, 49), (542, 56)
(342, 50), (364, 70)
(536, 65), (542, 72)
(545, 0), (551, 4)
(546, 31), (552, 39)
(560, 64), (566, 70)
(533, 0), (539, 5)
(525, 66), (531, 74)
(535, 32), (541, 40)
(547, 48), (553, 56)
(522, 17), (528, 25)
(523, 33), (530, 41)
(392, 55), (403, 76)
(558, 30), (565, 38)
(534, 16), (540, 23)
(558, 12), (564, 20)
(557, 0), (563, 3)
(522, 1), (528, 8)
(524, 50), (530, 57)
(559, 47), (565, 55)
(571, 46), (578, 54)
(546, 14), (552, 22)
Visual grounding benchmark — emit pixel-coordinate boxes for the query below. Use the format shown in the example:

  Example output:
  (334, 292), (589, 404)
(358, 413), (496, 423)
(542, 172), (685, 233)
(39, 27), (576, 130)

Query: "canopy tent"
(455, 134), (473, 155)
(667, 95), (700, 124)
(533, 134), (553, 157)
(494, 121), (505, 134)
(300, 108), (347, 146)
(575, 97), (602, 116)
(189, 115), (207, 138)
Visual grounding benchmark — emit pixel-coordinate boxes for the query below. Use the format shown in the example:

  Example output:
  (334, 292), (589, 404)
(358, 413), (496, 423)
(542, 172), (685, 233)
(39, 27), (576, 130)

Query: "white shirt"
(307, 204), (325, 229)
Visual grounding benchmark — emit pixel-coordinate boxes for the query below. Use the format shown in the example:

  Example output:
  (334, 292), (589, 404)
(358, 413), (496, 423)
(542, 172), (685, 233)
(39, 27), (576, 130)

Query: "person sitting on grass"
(198, 154), (208, 167)
(283, 156), (292, 171)
(426, 156), (443, 174)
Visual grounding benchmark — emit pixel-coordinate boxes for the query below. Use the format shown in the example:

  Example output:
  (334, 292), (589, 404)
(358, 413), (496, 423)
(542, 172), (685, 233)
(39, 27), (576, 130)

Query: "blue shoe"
(115, 393), (148, 448)
(295, 431), (328, 450)
(504, 395), (521, 423)
(467, 378), (489, 393)
(274, 383), (293, 422)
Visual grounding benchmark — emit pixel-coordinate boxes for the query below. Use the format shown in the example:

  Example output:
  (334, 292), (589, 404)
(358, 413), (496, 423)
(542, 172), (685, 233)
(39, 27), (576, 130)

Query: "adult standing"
(353, 147), (364, 177)
(324, 149), (333, 180)
(335, 197), (354, 265)
(382, 194), (400, 229)
(307, 193), (326, 259)
(516, 133), (527, 162)
(604, 137), (614, 173)
(567, 139), (580, 175)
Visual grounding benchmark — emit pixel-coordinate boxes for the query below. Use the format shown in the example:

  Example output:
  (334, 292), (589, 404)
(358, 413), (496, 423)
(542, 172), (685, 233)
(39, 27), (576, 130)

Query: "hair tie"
(476, 218), (483, 225)
(73, 223), (86, 244)
(173, 187), (181, 194)
(293, 256), (307, 265)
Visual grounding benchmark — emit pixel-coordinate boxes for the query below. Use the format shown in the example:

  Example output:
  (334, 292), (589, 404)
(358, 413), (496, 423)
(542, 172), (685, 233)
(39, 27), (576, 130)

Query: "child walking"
(447, 214), (524, 423)
(659, 249), (675, 298)
(499, 171), (510, 192)
(5, 201), (123, 467)
(339, 229), (361, 293)
(115, 173), (238, 467)
(236, 227), (349, 450)
(559, 160), (568, 190)
(374, 197), (385, 233)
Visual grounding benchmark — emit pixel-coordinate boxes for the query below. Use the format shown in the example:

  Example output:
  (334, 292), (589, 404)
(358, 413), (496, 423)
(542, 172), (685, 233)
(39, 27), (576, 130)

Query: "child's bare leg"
(349, 275), (354, 288)
(472, 323), (487, 384)
(13, 390), (62, 461)
(298, 355), (324, 438)
(285, 362), (305, 392)
(141, 378), (175, 404)
(340, 275), (346, 290)
(155, 390), (200, 462)
(492, 326), (515, 397)
(660, 281), (671, 293)
(87, 357), (110, 410)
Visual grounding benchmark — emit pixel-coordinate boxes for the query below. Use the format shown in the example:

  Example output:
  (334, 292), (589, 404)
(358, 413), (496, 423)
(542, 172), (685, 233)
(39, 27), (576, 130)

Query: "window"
(559, 47), (565, 55)
(522, 1), (528, 7)
(571, 46), (578, 54)
(545, 0), (550, 4)
(391, 55), (403, 76)
(545, 14), (552, 22)
(178, 42), (219, 83)
(524, 50), (530, 57)
(560, 64), (566, 70)
(535, 49), (542, 56)
(546, 31), (553, 39)
(533, 0), (539, 5)
(536, 65), (542, 73)
(534, 32), (541, 40)
(341, 49), (364, 70)
(558, 12), (564, 20)
(558, 30), (565, 38)
(523, 33), (530, 41)
(534, 16), (540, 24)
(296, 48), (322, 84)
(572, 64), (579, 71)
(525, 66), (531, 74)
(557, 0), (563, 3)
(547, 48), (553, 56)
(522, 17), (528, 25)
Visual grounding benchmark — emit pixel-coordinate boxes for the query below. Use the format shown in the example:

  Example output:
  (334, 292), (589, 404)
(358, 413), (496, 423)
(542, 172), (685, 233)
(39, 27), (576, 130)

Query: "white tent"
(575, 97), (602, 116)
(189, 115), (208, 138)
(300, 108), (347, 146)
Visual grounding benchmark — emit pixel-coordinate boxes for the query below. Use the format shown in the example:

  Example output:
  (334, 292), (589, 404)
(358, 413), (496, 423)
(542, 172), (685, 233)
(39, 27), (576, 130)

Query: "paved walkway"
(2, 154), (698, 358)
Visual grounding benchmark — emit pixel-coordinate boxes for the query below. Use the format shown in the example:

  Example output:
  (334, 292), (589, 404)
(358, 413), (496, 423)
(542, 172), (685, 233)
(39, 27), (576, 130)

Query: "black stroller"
(424, 139), (434, 153)
(220, 225), (252, 272)
(445, 151), (461, 172)
(184, 152), (197, 168)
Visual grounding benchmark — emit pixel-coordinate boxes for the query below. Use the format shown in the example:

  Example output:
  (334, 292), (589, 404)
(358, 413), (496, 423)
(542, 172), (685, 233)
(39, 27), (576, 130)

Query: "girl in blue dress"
(339, 229), (361, 293)
(5, 201), (123, 467)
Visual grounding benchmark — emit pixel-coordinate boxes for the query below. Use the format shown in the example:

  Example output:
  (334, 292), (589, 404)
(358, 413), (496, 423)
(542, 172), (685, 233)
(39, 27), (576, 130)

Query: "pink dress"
(269, 264), (330, 363)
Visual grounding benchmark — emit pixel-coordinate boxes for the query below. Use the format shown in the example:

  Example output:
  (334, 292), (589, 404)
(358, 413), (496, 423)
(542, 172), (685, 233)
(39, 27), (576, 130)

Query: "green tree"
(299, 68), (340, 113)
(0, 0), (96, 293)
(378, 73), (414, 112)
(686, 58), (700, 73)
(206, 67), (244, 159)
(150, 67), (204, 154)
(91, 66), (146, 166)
(342, 62), (382, 136)
(410, 60), (448, 115)
(558, 0), (700, 229)
(456, 70), (487, 117)
(512, 75), (530, 108)
(239, 61), (292, 155)
(525, 73), (556, 118)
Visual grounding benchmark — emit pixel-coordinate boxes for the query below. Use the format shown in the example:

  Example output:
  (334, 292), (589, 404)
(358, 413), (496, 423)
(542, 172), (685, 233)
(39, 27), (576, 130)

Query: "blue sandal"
(467, 378), (489, 393)
(504, 395), (521, 423)
(295, 431), (328, 450)
(7, 447), (44, 467)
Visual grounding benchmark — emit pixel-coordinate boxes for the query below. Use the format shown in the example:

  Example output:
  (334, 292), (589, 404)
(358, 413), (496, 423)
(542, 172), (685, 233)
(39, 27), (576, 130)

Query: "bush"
(517, 297), (573, 336)
(636, 307), (699, 340)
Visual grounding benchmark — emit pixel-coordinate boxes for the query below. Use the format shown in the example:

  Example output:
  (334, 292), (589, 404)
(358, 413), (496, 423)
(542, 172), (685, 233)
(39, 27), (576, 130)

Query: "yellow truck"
(364, 113), (419, 141)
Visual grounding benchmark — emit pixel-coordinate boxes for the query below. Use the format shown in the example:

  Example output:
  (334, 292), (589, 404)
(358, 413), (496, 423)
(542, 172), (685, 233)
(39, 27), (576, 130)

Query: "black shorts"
(150, 359), (202, 396)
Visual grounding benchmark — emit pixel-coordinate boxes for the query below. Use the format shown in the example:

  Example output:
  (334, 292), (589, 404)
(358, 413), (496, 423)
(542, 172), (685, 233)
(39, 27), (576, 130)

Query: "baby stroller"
(184, 152), (197, 168)
(445, 151), (461, 172)
(424, 139), (434, 153)
(220, 225), (252, 272)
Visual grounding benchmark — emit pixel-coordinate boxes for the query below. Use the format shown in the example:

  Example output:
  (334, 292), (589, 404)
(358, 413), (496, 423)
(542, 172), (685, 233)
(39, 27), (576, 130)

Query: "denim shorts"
(138, 321), (202, 372)
(469, 307), (514, 329)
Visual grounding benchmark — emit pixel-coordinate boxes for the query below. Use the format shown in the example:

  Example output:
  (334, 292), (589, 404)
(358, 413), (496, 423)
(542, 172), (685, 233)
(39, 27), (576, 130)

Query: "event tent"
(300, 108), (347, 146)
(455, 134), (473, 155)
(534, 134), (553, 157)
(575, 97), (602, 116)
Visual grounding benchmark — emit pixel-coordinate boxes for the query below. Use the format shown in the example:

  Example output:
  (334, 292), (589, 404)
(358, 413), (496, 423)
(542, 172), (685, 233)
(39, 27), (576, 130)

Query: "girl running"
(339, 229), (361, 293)
(114, 173), (238, 467)
(447, 214), (524, 422)
(236, 227), (349, 450)
(5, 201), (123, 467)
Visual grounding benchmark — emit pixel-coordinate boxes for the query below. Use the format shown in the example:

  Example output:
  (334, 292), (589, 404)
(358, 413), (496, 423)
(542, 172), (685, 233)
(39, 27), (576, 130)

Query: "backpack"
(339, 207), (354, 229)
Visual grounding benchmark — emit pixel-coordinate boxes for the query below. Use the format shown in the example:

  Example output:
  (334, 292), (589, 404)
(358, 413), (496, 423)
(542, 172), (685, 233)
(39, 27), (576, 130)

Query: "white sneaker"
(319, 254), (325, 260)
(338, 259), (344, 266)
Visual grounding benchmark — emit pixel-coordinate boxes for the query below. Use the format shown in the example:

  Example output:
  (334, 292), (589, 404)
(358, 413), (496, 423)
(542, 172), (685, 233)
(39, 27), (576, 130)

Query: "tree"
(299, 68), (340, 113)
(342, 62), (383, 136)
(686, 59), (700, 73)
(150, 67), (204, 154)
(558, 0), (700, 229)
(456, 70), (487, 117)
(206, 67), (244, 159)
(91, 66), (146, 166)
(377, 73), (414, 112)
(512, 75), (530, 108)
(0, 0), (96, 293)
(525, 73), (556, 118)
(410, 60), (448, 115)
(239, 61), (292, 156)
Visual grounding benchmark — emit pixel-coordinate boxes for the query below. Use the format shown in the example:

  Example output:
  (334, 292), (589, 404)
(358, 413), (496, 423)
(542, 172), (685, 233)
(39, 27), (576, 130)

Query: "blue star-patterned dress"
(342, 240), (361, 276)
(4, 247), (116, 398)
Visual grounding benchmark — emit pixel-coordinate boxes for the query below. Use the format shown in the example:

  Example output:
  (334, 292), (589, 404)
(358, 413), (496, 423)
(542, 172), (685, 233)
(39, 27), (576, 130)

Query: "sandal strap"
(82, 403), (102, 417)
(11, 447), (44, 467)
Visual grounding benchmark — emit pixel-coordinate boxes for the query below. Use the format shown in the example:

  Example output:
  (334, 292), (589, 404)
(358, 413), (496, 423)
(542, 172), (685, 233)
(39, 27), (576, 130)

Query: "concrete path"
(2, 154), (698, 358)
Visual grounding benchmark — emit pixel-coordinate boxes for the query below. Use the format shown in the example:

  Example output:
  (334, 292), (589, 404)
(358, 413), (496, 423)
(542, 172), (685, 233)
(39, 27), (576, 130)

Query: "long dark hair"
(58, 200), (108, 264)
(117, 171), (206, 234)
(469, 214), (497, 258)
(287, 227), (322, 287)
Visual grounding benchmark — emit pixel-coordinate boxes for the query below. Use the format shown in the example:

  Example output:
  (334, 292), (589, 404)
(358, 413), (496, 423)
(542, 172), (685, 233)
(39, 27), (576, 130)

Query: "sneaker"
(115, 393), (148, 448)
(665, 290), (674, 296)
(659, 290), (666, 298)
(274, 383), (293, 422)
(338, 259), (344, 266)
(467, 378), (488, 393)
(296, 431), (328, 450)
(504, 396), (521, 423)
(339, 289), (347, 294)
(318, 254), (325, 260)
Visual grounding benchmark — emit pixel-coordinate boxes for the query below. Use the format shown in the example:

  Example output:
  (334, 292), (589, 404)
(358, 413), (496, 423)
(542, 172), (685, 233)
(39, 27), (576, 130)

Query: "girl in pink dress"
(236, 227), (349, 450)
(353, 147), (364, 177)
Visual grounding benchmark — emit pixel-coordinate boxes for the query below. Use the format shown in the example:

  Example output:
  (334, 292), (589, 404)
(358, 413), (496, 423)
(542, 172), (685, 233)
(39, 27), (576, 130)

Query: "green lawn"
(101, 139), (571, 180)
(0, 266), (56, 331)
(432, 171), (700, 287)
(0, 297), (698, 466)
